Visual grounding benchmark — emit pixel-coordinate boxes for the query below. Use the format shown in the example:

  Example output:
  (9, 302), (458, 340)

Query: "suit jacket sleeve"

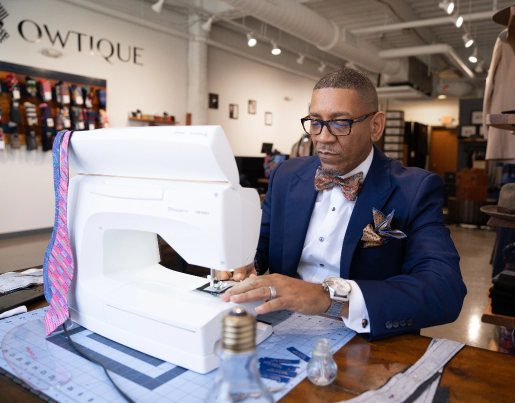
(255, 161), (284, 274)
(354, 173), (467, 341)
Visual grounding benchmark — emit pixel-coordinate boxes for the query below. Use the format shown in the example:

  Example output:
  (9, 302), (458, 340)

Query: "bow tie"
(314, 168), (364, 201)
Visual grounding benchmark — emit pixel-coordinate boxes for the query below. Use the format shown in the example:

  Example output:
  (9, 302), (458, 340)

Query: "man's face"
(309, 88), (380, 175)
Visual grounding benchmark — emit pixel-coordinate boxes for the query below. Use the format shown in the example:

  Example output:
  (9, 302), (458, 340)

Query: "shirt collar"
(340, 146), (374, 180)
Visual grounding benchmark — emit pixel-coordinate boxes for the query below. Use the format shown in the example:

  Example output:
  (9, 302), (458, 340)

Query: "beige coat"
(484, 29), (515, 162)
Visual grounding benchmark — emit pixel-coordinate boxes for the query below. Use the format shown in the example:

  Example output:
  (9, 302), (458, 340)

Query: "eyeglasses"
(300, 112), (377, 136)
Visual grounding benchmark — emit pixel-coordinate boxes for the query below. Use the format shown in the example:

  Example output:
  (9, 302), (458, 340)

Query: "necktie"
(314, 168), (364, 201)
(43, 130), (75, 335)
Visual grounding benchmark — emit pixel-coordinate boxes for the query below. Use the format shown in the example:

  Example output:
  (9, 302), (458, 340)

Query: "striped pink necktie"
(44, 131), (75, 335)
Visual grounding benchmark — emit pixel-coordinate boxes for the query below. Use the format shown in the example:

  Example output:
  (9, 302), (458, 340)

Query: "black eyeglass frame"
(300, 111), (378, 136)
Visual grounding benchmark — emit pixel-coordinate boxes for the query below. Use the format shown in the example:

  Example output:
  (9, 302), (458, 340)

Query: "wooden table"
(2, 292), (515, 402)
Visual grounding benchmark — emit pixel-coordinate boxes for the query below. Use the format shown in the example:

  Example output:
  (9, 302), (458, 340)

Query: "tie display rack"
(0, 61), (107, 149)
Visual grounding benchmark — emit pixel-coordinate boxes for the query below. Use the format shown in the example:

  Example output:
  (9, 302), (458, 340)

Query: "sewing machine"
(66, 126), (272, 374)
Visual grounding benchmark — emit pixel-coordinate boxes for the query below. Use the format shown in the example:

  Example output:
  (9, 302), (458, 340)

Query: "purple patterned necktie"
(43, 130), (75, 335)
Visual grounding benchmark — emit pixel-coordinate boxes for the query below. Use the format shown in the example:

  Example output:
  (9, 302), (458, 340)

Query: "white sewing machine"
(66, 126), (272, 374)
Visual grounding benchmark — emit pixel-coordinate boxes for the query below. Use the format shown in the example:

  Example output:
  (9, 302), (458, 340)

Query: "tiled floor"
(0, 225), (500, 349)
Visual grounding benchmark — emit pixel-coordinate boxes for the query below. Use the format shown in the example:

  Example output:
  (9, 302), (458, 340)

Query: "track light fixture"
(469, 49), (478, 63)
(246, 32), (257, 47)
(438, 1), (455, 15)
(462, 33), (474, 48)
(474, 60), (485, 73)
(202, 16), (214, 32)
(151, 0), (166, 13)
(318, 62), (326, 73)
(454, 14), (463, 28)
(271, 41), (281, 55)
(296, 53), (305, 65)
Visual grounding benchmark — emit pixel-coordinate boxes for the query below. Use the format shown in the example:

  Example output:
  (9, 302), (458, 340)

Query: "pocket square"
(361, 208), (407, 248)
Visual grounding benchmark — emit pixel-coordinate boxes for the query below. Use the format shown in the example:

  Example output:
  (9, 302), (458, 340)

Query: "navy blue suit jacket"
(255, 145), (467, 341)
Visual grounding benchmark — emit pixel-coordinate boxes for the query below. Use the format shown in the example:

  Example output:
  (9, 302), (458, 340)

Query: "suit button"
(319, 237), (324, 242)
(392, 320), (399, 328)
(385, 321), (393, 329)
(407, 319), (413, 326)
(400, 320), (406, 327)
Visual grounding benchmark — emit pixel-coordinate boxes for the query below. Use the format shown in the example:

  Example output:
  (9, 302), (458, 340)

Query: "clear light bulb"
(205, 308), (274, 403)
(306, 338), (337, 386)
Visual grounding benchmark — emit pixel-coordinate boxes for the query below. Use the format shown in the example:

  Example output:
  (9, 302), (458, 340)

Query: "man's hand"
(219, 273), (332, 316)
(215, 262), (257, 281)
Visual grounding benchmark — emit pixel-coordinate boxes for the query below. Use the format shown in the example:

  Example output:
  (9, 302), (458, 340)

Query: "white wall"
(207, 48), (315, 157)
(386, 98), (460, 127)
(0, 0), (188, 234)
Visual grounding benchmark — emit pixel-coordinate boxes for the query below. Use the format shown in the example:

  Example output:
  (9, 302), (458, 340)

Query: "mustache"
(316, 147), (340, 154)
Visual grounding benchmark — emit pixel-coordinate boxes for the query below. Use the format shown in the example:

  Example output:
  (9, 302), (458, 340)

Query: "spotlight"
(438, 95), (447, 100)
(462, 34), (474, 48)
(152, 0), (165, 13)
(469, 49), (478, 63)
(318, 62), (326, 73)
(454, 14), (463, 28)
(247, 32), (257, 47)
(438, 1), (455, 15)
(474, 61), (485, 73)
(202, 16), (214, 32)
(271, 41), (281, 55)
(296, 53), (305, 65)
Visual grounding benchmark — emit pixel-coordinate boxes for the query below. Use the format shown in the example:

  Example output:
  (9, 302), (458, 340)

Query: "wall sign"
(16, 19), (143, 66)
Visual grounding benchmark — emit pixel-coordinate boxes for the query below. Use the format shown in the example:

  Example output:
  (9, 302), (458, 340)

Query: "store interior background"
(0, 0), (510, 350)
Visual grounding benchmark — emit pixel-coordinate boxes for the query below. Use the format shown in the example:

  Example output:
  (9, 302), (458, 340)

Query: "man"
(221, 68), (467, 341)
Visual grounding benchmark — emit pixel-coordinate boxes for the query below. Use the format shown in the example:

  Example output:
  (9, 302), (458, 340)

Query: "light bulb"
(151, 0), (165, 13)
(318, 62), (326, 73)
(271, 41), (281, 55)
(462, 34), (474, 48)
(469, 55), (478, 63)
(296, 53), (305, 64)
(439, 1), (454, 15)
(247, 32), (257, 47)
(306, 338), (337, 386)
(202, 17), (214, 32)
(454, 15), (463, 28)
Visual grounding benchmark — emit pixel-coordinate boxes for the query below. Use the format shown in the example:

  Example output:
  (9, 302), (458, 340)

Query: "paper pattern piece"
(0, 269), (43, 294)
(0, 308), (355, 402)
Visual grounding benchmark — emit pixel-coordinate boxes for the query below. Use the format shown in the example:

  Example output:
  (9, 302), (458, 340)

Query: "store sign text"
(17, 19), (143, 66)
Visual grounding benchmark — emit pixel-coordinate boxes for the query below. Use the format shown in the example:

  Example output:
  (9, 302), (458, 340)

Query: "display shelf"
(486, 114), (515, 131)
(128, 117), (178, 125)
(481, 289), (515, 328)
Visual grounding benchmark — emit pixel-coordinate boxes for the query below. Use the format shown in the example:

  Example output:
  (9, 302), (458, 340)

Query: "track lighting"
(474, 60), (485, 73)
(271, 41), (281, 55)
(438, 1), (455, 15)
(462, 34), (474, 48)
(469, 49), (478, 63)
(151, 0), (165, 13)
(202, 16), (214, 32)
(454, 14), (463, 28)
(247, 32), (257, 47)
(318, 62), (326, 73)
(296, 53), (305, 65)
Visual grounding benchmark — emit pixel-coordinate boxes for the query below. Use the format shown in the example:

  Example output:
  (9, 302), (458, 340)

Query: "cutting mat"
(0, 308), (355, 402)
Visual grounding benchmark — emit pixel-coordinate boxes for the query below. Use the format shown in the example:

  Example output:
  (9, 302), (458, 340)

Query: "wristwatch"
(322, 276), (352, 318)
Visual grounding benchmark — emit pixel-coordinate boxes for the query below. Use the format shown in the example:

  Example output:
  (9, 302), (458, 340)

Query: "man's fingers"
(216, 270), (232, 281)
(255, 298), (285, 315)
(230, 286), (271, 304)
(233, 262), (255, 281)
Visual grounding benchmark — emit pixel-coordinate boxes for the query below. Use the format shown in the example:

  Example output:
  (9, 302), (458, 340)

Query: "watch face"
(326, 277), (351, 294)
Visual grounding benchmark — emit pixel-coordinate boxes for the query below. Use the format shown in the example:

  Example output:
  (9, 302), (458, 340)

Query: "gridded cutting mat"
(0, 308), (355, 402)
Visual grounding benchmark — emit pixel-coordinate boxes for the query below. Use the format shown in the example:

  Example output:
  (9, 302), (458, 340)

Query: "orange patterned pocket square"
(361, 208), (407, 248)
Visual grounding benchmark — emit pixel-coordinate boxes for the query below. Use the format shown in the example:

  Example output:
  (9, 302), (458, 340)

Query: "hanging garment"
(26, 77), (38, 97)
(87, 110), (97, 130)
(56, 83), (70, 104)
(9, 101), (22, 124)
(83, 87), (94, 108)
(40, 103), (55, 128)
(40, 79), (52, 102)
(10, 132), (21, 149)
(42, 128), (55, 152)
(24, 102), (38, 126)
(70, 85), (84, 105)
(97, 89), (106, 106)
(99, 109), (109, 128)
(56, 107), (71, 130)
(0, 129), (5, 150)
(6, 74), (20, 99)
(484, 30), (515, 162)
(26, 129), (38, 150)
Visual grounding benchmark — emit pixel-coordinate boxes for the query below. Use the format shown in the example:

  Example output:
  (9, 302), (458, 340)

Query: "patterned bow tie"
(314, 168), (364, 201)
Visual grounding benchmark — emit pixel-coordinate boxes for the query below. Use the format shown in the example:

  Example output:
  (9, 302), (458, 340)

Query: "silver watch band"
(324, 300), (346, 318)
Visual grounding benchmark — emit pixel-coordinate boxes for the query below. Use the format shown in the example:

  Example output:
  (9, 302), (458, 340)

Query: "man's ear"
(370, 112), (386, 143)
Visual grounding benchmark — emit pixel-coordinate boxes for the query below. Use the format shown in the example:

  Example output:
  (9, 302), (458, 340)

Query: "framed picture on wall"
(261, 143), (273, 154)
(248, 100), (257, 114)
(460, 125), (476, 138)
(471, 111), (483, 125)
(265, 112), (273, 126)
(209, 93), (218, 109)
(229, 104), (239, 119)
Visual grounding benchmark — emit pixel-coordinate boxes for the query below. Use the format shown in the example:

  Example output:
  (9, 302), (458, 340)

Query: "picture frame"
(229, 104), (239, 119)
(265, 112), (273, 126)
(208, 93), (218, 109)
(460, 125), (476, 138)
(248, 100), (257, 115)
(471, 111), (483, 125)
(261, 143), (273, 154)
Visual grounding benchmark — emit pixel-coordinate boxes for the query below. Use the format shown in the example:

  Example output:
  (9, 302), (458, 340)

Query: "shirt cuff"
(341, 280), (370, 333)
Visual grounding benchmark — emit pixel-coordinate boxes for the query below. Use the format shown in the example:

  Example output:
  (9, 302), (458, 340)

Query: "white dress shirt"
(297, 147), (374, 333)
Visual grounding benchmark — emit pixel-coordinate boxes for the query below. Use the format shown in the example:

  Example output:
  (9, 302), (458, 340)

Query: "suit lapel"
(282, 157), (319, 277)
(340, 145), (394, 278)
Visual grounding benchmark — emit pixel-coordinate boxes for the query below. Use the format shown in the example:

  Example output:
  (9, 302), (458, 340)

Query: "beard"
(317, 166), (347, 177)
